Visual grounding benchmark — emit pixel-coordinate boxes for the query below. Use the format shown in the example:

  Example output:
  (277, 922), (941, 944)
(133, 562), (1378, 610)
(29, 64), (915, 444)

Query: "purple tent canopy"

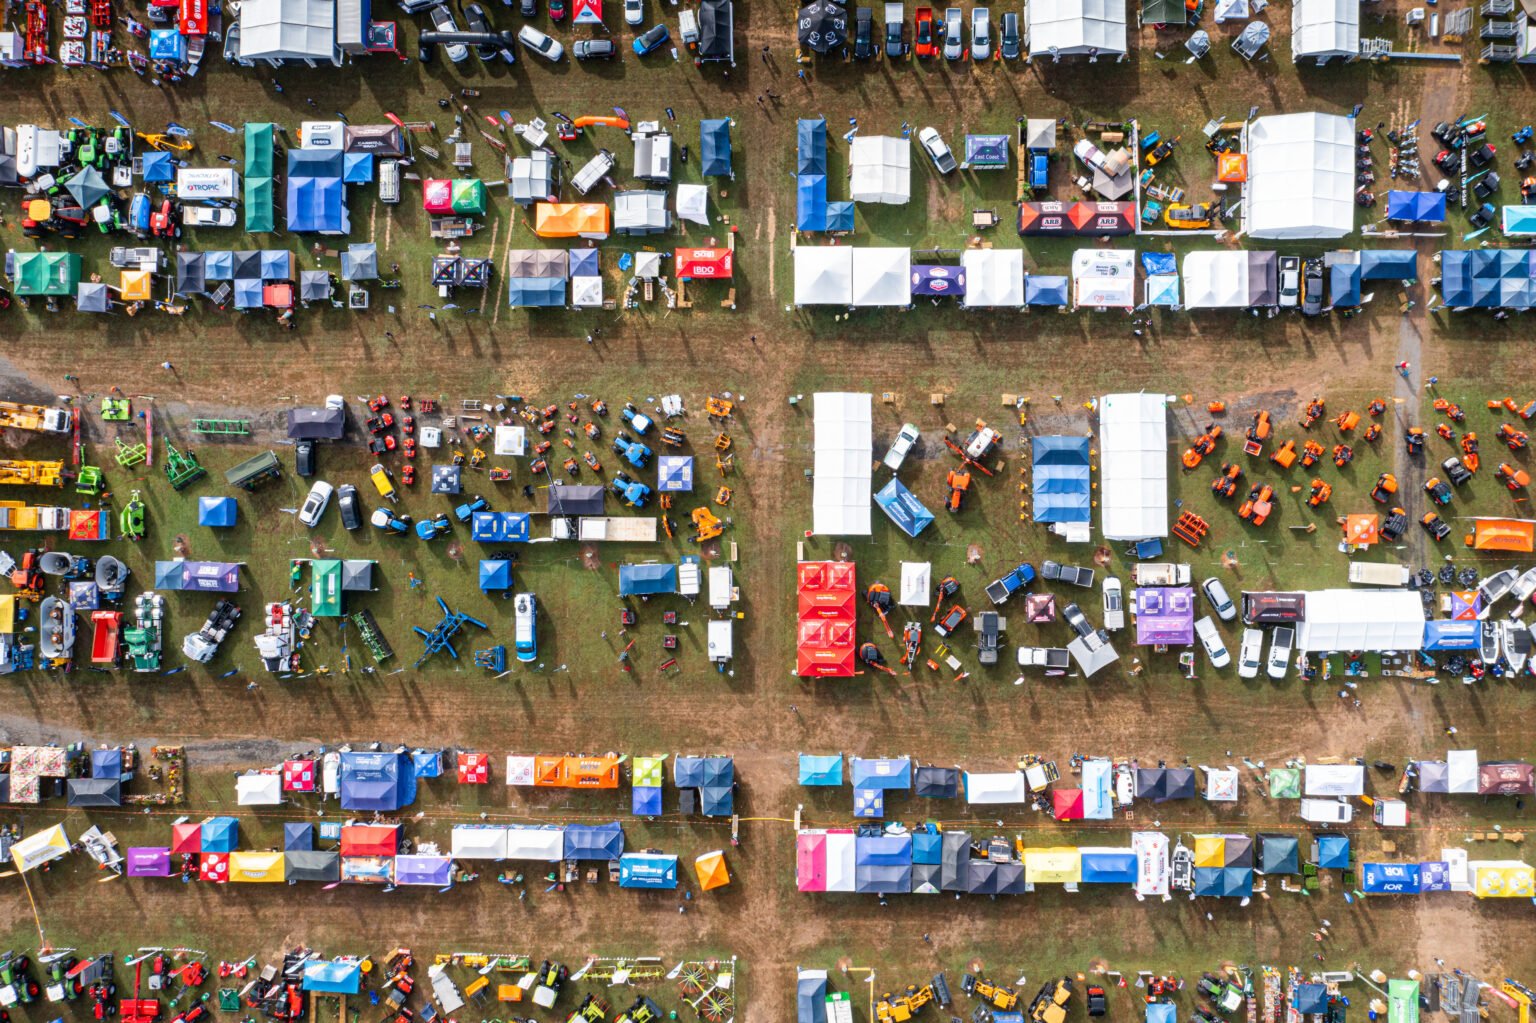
(910, 264), (966, 297)
(1135, 586), (1195, 645)
(127, 846), (172, 877)
(182, 561), (242, 592)
(393, 854), (453, 886)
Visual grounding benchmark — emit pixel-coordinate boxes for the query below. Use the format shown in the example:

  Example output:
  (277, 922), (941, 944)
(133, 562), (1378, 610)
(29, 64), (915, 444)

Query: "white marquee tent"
(1296, 588), (1425, 652)
(1182, 250), (1250, 308)
(503, 826), (565, 861)
(238, 0), (335, 61)
(812, 392), (873, 536)
(451, 825), (510, 860)
(1304, 764), (1366, 796)
(1448, 749), (1480, 794)
(1245, 112), (1355, 239)
(849, 136), (912, 204)
(236, 773), (283, 806)
(1098, 392), (1169, 539)
(794, 246), (854, 305)
(960, 248), (1024, 308)
(1025, 0), (1127, 55)
(851, 246), (911, 306)
(964, 771), (1028, 804)
(1072, 248), (1136, 309)
(1292, 0), (1359, 61)
(676, 183), (710, 225)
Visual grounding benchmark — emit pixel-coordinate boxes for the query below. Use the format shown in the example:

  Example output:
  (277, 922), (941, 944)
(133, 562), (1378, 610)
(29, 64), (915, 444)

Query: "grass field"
(3, 0), (1536, 1020)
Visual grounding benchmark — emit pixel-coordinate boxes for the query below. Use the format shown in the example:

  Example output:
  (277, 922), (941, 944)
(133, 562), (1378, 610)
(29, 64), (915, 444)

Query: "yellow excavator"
(691, 506), (723, 542)
(963, 974), (1019, 1011)
(876, 985), (934, 1023)
(1030, 978), (1074, 1023)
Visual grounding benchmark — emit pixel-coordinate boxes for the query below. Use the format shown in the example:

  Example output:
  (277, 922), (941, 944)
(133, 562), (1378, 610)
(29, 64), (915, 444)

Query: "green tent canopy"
(1387, 980), (1419, 1023)
(245, 123), (275, 232)
(633, 756), (666, 788)
(311, 559), (342, 617)
(13, 252), (82, 296)
(1267, 767), (1302, 799)
(1142, 0), (1187, 24)
(451, 179), (487, 215)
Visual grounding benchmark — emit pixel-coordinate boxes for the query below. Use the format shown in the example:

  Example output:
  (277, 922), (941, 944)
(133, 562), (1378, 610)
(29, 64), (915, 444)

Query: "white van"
(378, 159), (401, 204)
(708, 566), (734, 611)
(514, 593), (538, 662)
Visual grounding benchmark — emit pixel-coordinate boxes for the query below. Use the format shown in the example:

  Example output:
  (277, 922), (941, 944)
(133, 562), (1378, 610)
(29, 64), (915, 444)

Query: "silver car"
(918, 126), (957, 174)
(970, 6), (990, 59)
(942, 6), (963, 58)
(427, 4), (470, 63)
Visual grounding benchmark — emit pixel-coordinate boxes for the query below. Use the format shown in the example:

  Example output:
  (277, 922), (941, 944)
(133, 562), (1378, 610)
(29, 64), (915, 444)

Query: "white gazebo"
(1026, 0), (1127, 56)
(849, 136), (911, 205)
(1245, 112), (1355, 239)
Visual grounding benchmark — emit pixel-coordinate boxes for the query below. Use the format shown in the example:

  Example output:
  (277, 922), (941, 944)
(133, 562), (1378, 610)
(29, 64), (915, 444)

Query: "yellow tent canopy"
(1193, 835), (1226, 868)
(533, 203), (611, 239)
(0, 595), (15, 635)
(694, 850), (730, 891)
(228, 850), (287, 883)
(11, 823), (70, 873)
(1472, 861), (1534, 898)
(119, 269), (153, 301)
(1023, 847), (1082, 885)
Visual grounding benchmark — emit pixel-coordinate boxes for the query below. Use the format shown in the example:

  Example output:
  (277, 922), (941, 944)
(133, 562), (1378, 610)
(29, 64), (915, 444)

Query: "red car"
(549, 0), (565, 18)
(913, 7), (936, 57)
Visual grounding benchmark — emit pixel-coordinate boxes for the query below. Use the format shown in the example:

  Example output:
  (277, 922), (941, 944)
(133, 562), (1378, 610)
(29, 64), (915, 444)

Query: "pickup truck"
(976, 611), (1001, 665)
(1016, 646), (1071, 672)
(1042, 560), (1095, 588)
(985, 561), (1036, 604)
(1131, 562), (1191, 586)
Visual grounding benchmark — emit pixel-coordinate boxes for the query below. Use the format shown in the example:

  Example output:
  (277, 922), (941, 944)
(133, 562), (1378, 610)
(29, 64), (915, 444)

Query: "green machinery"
(75, 466), (104, 495)
(114, 438), (147, 467)
(163, 442), (206, 490)
(100, 397), (131, 421)
(349, 609), (394, 663)
(191, 419), (251, 436)
(120, 490), (146, 541)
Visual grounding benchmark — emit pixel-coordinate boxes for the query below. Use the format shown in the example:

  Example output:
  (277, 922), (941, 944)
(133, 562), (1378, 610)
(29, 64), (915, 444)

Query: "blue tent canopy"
(1147, 1004), (1177, 1023)
(1193, 865), (1253, 898)
(303, 962), (362, 995)
(91, 748), (123, 778)
(1025, 274), (1070, 306)
(141, 150), (175, 183)
(564, 821), (625, 860)
(619, 563), (678, 596)
(874, 478), (935, 538)
(1258, 833), (1300, 874)
(204, 250), (233, 280)
(700, 783), (733, 816)
(797, 174), (828, 231)
(508, 278), (565, 307)
(233, 277), (263, 309)
(1424, 619), (1479, 649)
(338, 750), (417, 812)
(798, 753), (844, 786)
(284, 822), (315, 851)
(412, 750), (443, 777)
(911, 831), (942, 864)
(1294, 985), (1328, 1015)
(798, 974), (828, 1023)
(657, 455), (694, 492)
(849, 756), (912, 790)
(471, 511), (530, 543)
(1440, 249), (1536, 308)
(854, 834), (913, 894)
(910, 264), (966, 297)
(1385, 190), (1446, 222)
(1315, 833), (1351, 869)
(149, 28), (184, 59)
(1330, 261), (1362, 307)
(1031, 435), (1091, 524)
(676, 755), (733, 788)
(394, 855), (453, 887)
(1419, 860), (1452, 891)
(1141, 252), (1177, 277)
(632, 785), (663, 815)
(479, 559), (512, 592)
(1360, 249), (1419, 281)
(1361, 862), (1421, 894)
(619, 851), (678, 889)
(569, 248), (600, 277)
(343, 152), (374, 184)
(287, 151), (348, 234)
(1080, 850), (1137, 884)
(201, 816), (239, 853)
(701, 118), (733, 177)
(963, 134), (1010, 168)
(797, 118), (828, 174)
(1503, 205), (1536, 236)
(825, 201), (855, 232)
(260, 249), (292, 280)
(853, 787), (884, 818)
(198, 496), (238, 527)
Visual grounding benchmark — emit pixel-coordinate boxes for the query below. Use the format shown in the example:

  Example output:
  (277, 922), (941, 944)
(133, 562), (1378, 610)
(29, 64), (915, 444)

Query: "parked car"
(574, 37), (617, 58)
(515, 592), (538, 661)
(518, 23), (564, 59)
(853, 6), (874, 58)
(1238, 628), (1263, 679)
(631, 21), (669, 54)
(1279, 255), (1301, 308)
(517, 0), (535, 13)
(1101, 576), (1125, 630)
(1201, 576), (1236, 621)
(1042, 559), (1095, 587)
(918, 126), (957, 174)
(970, 6), (990, 59)
(298, 480), (333, 527)
(463, 2), (496, 57)
(294, 440), (315, 478)
(1267, 626), (1295, 679)
(1063, 602), (1094, 639)
(883, 1), (907, 56)
(999, 10), (1020, 58)
(1301, 257), (1325, 316)
(428, 4), (470, 62)
(914, 6), (936, 55)
(548, 0), (565, 18)
(624, 0), (643, 23)
(883, 423), (920, 470)
(977, 611), (1000, 665)
(337, 484), (362, 530)
(181, 205), (237, 227)
(1195, 616), (1231, 668)
(942, 6), (963, 58)
(1017, 646), (1071, 670)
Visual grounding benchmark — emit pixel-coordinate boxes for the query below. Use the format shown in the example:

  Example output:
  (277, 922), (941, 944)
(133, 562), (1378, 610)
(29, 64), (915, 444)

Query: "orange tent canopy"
(1344, 513), (1379, 546)
(534, 203), (611, 239)
(694, 850), (730, 891)
(533, 755), (566, 787)
(1216, 152), (1248, 183)
(564, 755), (620, 788)
(1468, 518), (1536, 552)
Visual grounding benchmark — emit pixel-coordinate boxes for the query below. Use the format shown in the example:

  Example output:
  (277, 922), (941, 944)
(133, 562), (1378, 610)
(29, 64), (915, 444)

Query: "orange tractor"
(1461, 432), (1480, 473)
(1370, 472), (1398, 503)
(1181, 424), (1222, 470)
(945, 469), (972, 512)
(1211, 463), (1242, 499)
(1238, 483), (1275, 525)
(1300, 441), (1326, 468)
(1497, 463), (1532, 490)
(1300, 396), (1325, 429)
(1307, 479), (1332, 507)
(1243, 410), (1271, 456)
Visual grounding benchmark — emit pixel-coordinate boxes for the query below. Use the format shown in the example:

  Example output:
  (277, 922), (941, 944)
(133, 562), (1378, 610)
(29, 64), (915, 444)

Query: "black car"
(573, 38), (617, 58)
(337, 484), (362, 530)
(464, 2), (498, 59)
(1063, 602), (1094, 639)
(852, 6), (874, 58)
(518, 0), (535, 15)
(295, 439), (316, 477)
(999, 11), (1020, 58)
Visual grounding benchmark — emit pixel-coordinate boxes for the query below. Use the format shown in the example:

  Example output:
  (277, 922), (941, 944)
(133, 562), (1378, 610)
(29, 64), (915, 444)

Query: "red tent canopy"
(674, 248), (734, 279)
(263, 283), (293, 308)
(1067, 201), (1136, 235)
(1052, 788), (1085, 820)
(198, 852), (229, 883)
(171, 822), (201, 855)
(340, 823), (400, 857)
(282, 759), (316, 792)
(572, 0), (602, 24)
(457, 752), (490, 784)
(797, 561), (857, 619)
(796, 619), (856, 676)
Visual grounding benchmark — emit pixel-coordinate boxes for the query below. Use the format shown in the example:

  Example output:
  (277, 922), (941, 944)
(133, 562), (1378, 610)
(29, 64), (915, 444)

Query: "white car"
(428, 3), (470, 62)
(1201, 576), (1236, 621)
(298, 480), (334, 527)
(1267, 626), (1294, 679)
(1237, 628), (1263, 679)
(918, 127), (957, 174)
(942, 7), (963, 58)
(624, 0), (643, 24)
(518, 24), (564, 60)
(970, 6), (990, 59)
(1194, 616), (1230, 669)
(1279, 256), (1301, 308)
(883, 423), (920, 470)
(181, 205), (237, 227)
(1101, 576), (1125, 631)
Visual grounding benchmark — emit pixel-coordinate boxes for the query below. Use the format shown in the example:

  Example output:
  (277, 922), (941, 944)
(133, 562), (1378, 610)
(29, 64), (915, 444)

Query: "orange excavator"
(1300, 440), (1325, 468)
(1211, 463), (1242, 498)
(859, 642), (896, 676)
(1243, 410), (1271, 456)
(866, 583), (895, 638)
(1181, 424), (1222, 470)
(1307, 479), (1332, 507)
(1238, 483), (1274, 525)
(1300, 396), (1325, 429)
(1461, 432), (1480, 473)
(945, 469), (972, 512)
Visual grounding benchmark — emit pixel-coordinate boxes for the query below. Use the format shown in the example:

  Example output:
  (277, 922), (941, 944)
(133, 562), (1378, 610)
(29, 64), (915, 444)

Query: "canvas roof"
(850, 247), (911, 306)
(795, 246), (854, 305)
(1027, 0), (1127, 53)
(1247, 113), (1355, 239)
(239, 0), (335, 61)
(1291, 0), (1359, 59)
(1099, 392), (1169, 539)
(961, 248), (1025, 307)
(1297, 588), (1425, 652)
(850, 136), (911, 205)
(812, 392), (872, 535)
(1073, 248), (1136, 308)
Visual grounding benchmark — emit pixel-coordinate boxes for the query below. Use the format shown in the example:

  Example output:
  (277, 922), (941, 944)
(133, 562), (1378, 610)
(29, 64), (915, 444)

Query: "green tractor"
(164, 442), (206, 491)
(120, 490), (146, 541)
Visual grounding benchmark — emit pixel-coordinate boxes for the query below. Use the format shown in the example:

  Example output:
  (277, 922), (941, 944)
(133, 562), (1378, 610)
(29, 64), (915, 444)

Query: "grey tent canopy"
(341, 559), (374, 591)
(232, 250), (263, 280)
(65, 166), (109, 207)
(1136, 766), (1197, 801)
(547, 484), (605, 516)
(67, 777), (123, 807)
(341, 243), (378, 281)
(299, 269), (333, 302)
(698, 0), (733, 60)
(1416, 760), (1450, 793)
(175, 251), (208, 296)
(287, 407), (345, 440)
(914, 765), (960, 798)
(77, 282), (111, 312)
(910, 861), (941, 894)
(1142, 0), (1187, 24)
(940, 831), (971, 891)
(284, 848), (341, 881)
(797, 0), (847, 52)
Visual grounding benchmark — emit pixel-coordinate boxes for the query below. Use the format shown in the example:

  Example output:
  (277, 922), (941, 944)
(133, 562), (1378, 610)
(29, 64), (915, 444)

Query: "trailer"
(554, 516), (659, 542)
(90, 610), (123, 665)
(1347, 562), (1410, 586)
(1131, 562), (1192, 586)
(707, 619), (733, 668)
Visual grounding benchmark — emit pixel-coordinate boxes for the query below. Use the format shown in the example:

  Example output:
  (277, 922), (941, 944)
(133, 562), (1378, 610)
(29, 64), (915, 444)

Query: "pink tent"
(796, 832), (828, 891)
(127, 847), (172, 877)
(1052, 788), (1085, 821)
(282, 759), (316, 792)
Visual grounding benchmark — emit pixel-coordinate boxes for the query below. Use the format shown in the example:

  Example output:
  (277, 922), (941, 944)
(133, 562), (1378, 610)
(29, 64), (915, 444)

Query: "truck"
(1041, 560), (1095, 587)
(0, 460), (65, 487)
(984, 561), (1036, 604)
(0, 401), (72, 434)
(1241, 590), (1305, 624)
(1016, 646), (1071, 671)
(182, 599), (241, 663)
(1102, 576), (1125, 630)
(1347, 562), (1410, 586)
(976, 611), (1001, 665)
(1299, 798), (1353, 825)
(0, 503), (71, 532)
(1131, 562), (1191, 586)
